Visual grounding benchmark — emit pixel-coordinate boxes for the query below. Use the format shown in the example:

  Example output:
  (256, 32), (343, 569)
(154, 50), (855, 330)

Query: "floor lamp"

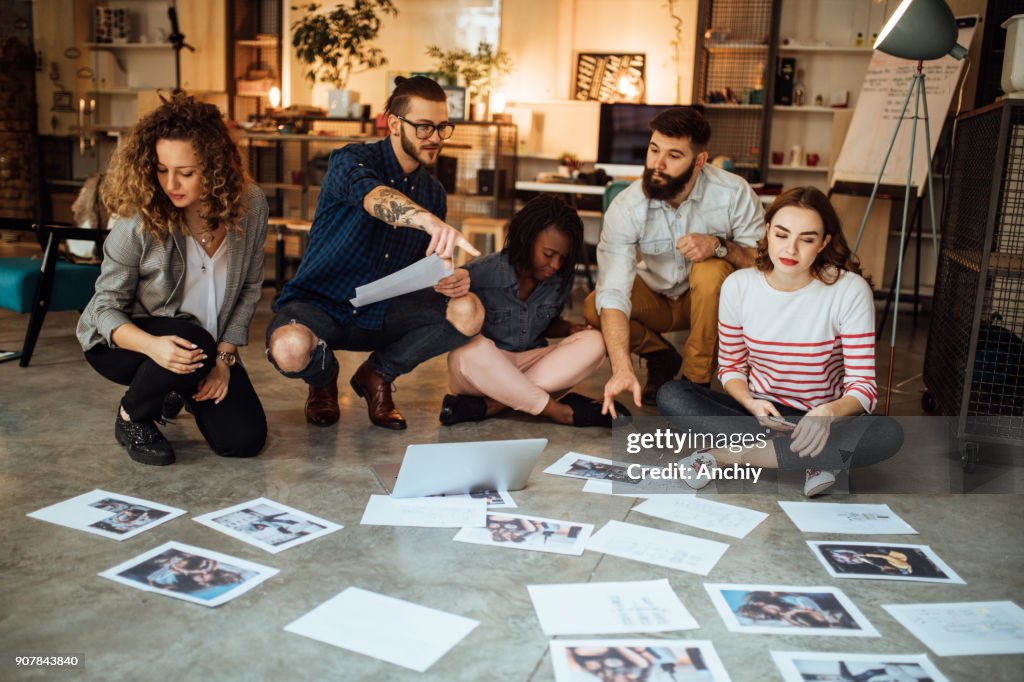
(850, 0), (967, 415)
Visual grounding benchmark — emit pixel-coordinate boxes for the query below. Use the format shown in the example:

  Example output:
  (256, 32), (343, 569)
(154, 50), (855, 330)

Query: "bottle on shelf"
(854, 32), (865, 48)
(793, 70), (806, 107)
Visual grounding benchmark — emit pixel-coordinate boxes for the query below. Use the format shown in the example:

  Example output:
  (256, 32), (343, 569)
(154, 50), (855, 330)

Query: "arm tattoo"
(371, 188), (428, 227)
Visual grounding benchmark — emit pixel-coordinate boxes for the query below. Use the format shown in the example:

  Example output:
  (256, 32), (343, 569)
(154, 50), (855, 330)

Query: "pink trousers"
(447, 330), (607, 415)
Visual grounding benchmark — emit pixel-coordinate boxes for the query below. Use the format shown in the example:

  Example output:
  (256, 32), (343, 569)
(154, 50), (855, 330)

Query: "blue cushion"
(0, 258), (99, 314)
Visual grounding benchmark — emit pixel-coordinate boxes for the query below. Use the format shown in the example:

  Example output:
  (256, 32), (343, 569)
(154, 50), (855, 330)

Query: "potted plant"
(291, 0), (398, 118)
(558, 152), (581, 178)
(426, 42), (513, 120)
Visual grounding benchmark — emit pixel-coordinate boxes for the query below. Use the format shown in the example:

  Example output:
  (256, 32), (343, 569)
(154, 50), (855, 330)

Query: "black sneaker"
(162, 391), (185, 420)
(438, 394), (488, 426)
(558, 392), (631, 428)
(115, 411), (175, 466)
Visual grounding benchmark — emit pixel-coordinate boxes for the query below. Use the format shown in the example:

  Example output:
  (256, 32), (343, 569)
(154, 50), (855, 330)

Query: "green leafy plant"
(291, 0), (398, 90)
(426, 42), (514, 102)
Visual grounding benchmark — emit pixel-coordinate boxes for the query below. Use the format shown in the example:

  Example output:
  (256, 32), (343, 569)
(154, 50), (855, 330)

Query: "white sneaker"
(804, 469), (838, 497)
(678, 450), (717, 490)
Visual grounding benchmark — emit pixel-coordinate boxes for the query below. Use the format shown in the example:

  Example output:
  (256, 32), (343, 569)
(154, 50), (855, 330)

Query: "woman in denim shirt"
(441, 196), (627, 427)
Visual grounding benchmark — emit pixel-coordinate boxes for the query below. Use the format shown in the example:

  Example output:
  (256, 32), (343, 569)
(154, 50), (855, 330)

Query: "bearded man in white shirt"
(583, 107), (765, 412)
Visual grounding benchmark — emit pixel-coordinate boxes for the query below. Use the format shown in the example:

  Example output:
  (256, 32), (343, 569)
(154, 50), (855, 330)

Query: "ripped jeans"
(265, 291), (472, 388)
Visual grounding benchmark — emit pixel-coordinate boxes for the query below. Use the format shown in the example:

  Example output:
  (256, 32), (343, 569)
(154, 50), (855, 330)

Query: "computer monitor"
(596, 103), (704, 165)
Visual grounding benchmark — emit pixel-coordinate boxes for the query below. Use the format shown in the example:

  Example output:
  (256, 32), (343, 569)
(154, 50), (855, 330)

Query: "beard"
(642, 159), (697, 201)
(400, 126), (441, 169)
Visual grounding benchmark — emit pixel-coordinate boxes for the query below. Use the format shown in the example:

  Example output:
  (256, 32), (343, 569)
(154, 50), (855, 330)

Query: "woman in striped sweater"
(656, 187), (903, 496)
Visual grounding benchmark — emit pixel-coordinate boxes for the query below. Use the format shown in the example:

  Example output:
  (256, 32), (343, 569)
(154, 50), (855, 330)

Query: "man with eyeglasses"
(267, 76), (483, 430)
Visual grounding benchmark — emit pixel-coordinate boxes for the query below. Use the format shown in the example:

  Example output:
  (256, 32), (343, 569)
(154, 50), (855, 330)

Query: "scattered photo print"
(544, 452), (640, 485)
(551, 639), (731, 682)
(192, 498), (342, 554)
(454, 513), (594, 556)
(808, 542), (965, 584)
(705, 584), (879, 637)
(771, 651), (949, 682)
(27, 489), (185, 540)
(99, 541), (277, 607)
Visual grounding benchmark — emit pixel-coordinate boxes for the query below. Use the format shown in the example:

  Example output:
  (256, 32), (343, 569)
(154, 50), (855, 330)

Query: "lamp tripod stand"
(851, 60), (941, 416)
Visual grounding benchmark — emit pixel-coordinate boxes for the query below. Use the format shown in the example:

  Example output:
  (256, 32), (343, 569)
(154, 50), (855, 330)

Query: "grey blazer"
(77, 184), (269, 351)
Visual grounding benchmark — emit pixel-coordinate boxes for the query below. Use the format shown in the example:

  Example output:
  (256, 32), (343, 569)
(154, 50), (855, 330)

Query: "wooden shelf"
(701, 103), (763, 110)
(235, 40), (278, 48)
(774, 105), (837, 113)
(778, 45), (873, 54)
(85, 42), (172, 50)
(706, 43), (769, 53)
(769, 164), (828, 173)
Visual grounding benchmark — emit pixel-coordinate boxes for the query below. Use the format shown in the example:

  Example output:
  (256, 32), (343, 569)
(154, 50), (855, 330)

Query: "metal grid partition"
(923, 101), (1024, 448)
(228, 0), (282, 122)
(436, 122), (518, 226)
(693, 0), (780, 181)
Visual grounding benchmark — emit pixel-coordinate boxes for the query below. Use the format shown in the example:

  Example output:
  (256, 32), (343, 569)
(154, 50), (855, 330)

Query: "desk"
(514, 181), (608, 195)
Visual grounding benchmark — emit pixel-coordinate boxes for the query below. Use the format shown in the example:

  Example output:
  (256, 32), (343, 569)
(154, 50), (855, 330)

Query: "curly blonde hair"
(103, 93), (250, 240)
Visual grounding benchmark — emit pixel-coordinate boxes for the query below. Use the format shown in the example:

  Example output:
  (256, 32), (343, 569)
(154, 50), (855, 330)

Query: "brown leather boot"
(350, 361), (406, 430)
(305, 380), (340, 427)
(640, 345), (682, 406)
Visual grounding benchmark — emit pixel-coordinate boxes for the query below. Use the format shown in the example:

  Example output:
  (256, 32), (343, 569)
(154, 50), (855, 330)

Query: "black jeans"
(266, 288), (473, 387)
(656, 380), (904, 470)
(85, 317), (267, 458)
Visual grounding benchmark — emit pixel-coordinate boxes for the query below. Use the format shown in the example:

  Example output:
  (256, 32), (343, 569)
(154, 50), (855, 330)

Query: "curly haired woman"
(77, 93), (268, 465)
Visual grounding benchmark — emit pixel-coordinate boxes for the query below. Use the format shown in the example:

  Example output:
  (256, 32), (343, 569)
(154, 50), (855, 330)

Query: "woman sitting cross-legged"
(77, 93), (268, 466)
(441, 195), (627, 427)
(656, 187), (903, 496)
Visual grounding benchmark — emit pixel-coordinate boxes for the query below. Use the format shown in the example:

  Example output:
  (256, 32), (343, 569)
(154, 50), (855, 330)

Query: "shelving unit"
(693, 0), (781, 183)
(767, 0), (889, 191)
(227, 0), (283, 122)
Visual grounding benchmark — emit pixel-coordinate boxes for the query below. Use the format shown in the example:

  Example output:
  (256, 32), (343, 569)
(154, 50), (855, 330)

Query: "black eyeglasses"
(396, 115), (456, 140)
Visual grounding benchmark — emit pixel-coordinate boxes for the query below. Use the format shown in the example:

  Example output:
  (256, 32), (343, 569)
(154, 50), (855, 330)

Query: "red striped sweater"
(717, 268), (877, 413)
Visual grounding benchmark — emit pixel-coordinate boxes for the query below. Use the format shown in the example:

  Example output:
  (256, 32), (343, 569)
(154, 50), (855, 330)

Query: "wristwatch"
(216, 350), (237, 366)
(714, 236), (728, 259)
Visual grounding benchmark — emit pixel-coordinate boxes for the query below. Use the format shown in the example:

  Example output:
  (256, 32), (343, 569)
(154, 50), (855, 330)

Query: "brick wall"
(0, 1), (38, 222)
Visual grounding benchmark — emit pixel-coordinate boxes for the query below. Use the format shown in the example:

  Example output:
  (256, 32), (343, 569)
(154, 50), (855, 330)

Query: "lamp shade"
(874, 0), (968, 61)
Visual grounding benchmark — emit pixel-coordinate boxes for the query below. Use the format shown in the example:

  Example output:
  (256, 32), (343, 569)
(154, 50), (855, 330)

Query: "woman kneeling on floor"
(656, 187), (903, 496)
(441, 195), (627, 427)
(77, 93), (269, 465)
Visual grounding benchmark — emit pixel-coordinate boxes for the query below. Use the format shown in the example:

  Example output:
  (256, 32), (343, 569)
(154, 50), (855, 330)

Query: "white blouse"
(181, 236), (228, 341)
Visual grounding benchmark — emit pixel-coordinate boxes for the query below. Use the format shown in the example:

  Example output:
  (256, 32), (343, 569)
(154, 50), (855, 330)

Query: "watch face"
(715, 245), (727, 258)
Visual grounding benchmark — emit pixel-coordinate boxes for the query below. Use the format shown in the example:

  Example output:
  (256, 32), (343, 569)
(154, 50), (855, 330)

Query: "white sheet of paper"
(98, 541), (278, 607)
(527, 579), (699, 635)
(586, 520), (729, 576)
(704, 583), (880, 637)
(192, 497), (342, 554)
(27, 489), (185, 540)
(882, 601), (1024, 656)
(284, 587), (479, 672)
(453, 512), (594, 556)
(634, 495), (768, 539)
(581, 479), (652, 498)
(349, 254), (450, 307)
(550, 639), (732, 682)
(771, 651), (949, 682)
(778, 501), (917, 535)
(360, 494), (486, 528)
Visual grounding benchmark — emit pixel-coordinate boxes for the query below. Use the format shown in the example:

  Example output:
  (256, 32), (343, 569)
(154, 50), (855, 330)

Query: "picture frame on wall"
(443, 86), (467, 122)
(573, 53), (646, 103)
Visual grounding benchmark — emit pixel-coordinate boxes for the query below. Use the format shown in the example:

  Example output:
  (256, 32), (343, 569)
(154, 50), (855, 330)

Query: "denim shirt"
(464, 251), (569, 352)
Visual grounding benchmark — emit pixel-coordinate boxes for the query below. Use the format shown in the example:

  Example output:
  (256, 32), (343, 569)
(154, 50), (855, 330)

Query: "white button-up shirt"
(181, 237), (228, 340)
(595, 164), (765, 318)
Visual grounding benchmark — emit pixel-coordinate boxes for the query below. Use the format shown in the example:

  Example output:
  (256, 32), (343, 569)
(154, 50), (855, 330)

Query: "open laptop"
(374, 438), (547, 499)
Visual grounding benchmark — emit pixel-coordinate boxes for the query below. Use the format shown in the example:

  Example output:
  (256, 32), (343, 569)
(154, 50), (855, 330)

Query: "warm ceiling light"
(268, 86), (281, 109)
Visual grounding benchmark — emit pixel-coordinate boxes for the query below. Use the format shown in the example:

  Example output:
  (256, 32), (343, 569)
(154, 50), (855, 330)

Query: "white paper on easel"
(350, 254), (450, 307)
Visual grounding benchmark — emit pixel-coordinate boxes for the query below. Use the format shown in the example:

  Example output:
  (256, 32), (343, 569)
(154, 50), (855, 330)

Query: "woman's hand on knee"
(147, 335), (206, 374)
(194, 360), (231, 404)
(748, 399), (794, 432)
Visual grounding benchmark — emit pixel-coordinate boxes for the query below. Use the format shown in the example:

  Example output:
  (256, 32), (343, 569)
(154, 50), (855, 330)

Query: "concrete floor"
(1, 285), (1022, 682)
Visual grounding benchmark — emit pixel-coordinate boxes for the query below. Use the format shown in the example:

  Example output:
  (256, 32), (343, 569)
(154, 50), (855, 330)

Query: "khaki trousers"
(584, 259), (734, 384)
